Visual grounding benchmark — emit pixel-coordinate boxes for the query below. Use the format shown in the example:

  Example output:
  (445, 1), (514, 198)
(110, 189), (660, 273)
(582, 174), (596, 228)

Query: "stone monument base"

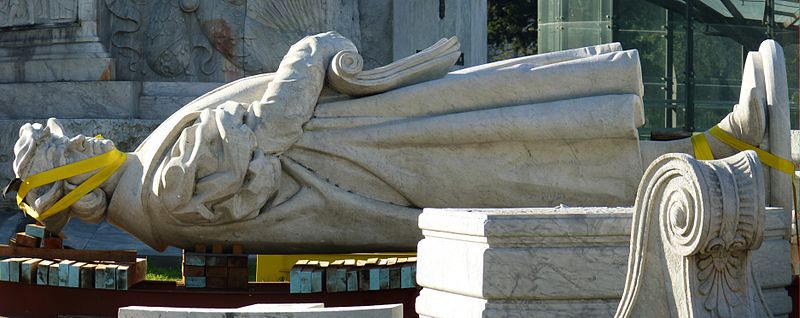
(118, 303), (403, 318)
(415, 207), (792, 318)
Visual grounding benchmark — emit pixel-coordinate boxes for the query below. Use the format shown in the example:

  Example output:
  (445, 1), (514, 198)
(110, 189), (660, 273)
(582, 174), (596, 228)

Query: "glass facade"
(532, 0), (800, 138)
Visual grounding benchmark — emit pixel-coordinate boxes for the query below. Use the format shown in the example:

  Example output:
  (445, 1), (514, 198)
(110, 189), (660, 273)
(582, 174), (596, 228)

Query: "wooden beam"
(0, 245), (136, 263)
(14, 233), (40, 248)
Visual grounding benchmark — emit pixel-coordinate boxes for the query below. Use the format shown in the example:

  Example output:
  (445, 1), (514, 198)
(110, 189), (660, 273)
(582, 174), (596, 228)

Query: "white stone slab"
(0, 57), (114, 83)
(416, 288), (618, 318)
(0, 82), (140, 119)
(138, 82), (224, 119)
(237, 303), (324, 311)
(118, 303), (403, 318)
(416, 206), (791, 316)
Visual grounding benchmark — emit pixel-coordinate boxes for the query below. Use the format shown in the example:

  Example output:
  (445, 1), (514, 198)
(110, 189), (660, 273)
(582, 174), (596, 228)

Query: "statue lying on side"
(8, 32), (784, 253)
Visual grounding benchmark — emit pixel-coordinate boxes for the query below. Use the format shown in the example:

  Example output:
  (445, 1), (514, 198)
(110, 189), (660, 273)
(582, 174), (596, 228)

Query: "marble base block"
(118, 303), (403, 318)
(415, 207), (792, 318)
(0, 57), (114, 83)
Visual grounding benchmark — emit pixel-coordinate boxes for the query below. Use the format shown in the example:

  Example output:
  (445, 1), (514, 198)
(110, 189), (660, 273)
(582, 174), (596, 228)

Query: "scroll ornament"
(326, 37), (461, 96)
(615, 151), (772, 318)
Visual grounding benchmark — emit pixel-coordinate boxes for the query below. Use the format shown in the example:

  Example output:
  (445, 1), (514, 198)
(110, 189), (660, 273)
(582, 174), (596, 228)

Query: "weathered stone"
(416, 152), (790, 317)
(0, 82), (140, 119)
(118, 303), (403, 318)
(0, 0), (79, 28)
(616, 152), (773, 317)
(393, 0), (487, 68)
(104, 0), (362, 82)
(357, 0), (393, 69)
(0, 0), (112, 83)
(138, 82), (225, 119)
(7, 35), (790, 257)
(0, 57), (114, 83)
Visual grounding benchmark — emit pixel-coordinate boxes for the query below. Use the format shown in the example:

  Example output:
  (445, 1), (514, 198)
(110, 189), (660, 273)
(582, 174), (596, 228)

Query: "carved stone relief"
(0, 0), (77, 28)
(615, 151), (773, 318)
(49, 0), (77, 22)
(104, 0), (360, 82)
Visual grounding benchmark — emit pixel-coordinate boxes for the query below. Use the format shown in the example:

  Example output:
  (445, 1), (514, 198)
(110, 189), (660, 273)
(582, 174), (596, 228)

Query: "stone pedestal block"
(0, 0), (114, 83)
(118, 303), (403, 318)
(0, 81), (140, 119)
(0, 57), (114, 83)
(415, 206), (792, 318)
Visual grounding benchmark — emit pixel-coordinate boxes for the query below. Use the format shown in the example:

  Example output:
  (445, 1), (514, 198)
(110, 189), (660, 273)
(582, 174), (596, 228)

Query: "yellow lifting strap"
(690, 133), (715, 161)
(693, 126), (799, 267)
(708, 125), (795, 175)
(16, 147), (126, 221)
(692, 126), (796, 175)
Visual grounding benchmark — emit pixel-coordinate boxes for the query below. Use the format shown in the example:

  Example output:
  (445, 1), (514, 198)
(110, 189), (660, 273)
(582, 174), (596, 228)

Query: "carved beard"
(13, 120), (113, 233)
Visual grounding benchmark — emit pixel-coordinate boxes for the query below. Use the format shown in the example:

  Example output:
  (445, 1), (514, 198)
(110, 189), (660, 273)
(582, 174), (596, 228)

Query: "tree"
(488, 0), (537, 61)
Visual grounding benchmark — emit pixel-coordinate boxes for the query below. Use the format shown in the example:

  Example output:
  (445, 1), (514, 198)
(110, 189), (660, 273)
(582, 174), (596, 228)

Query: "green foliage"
(144, 261), (256, 282)
(146, 265), (182, 281)
(488, 0), (536, 61)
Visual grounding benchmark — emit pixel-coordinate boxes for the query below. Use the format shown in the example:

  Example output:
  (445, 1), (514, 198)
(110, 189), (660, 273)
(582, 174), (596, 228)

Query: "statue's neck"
(99, 152), (135, 197)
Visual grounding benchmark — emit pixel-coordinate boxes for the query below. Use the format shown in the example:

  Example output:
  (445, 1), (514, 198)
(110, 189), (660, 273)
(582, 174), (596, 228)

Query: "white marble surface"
(0, 82), (140, 119)
(0, 57), (114, 84)
(760, 41), (794, 233)
(616, 152), (772, 317)
(0, 0), (109, 83)
(393, 0), (487, 68)
(416, 201), (791, 317)
(118, 304), (402, 318)
(416, 288), (620, 318)
(9, 35), (786, 255)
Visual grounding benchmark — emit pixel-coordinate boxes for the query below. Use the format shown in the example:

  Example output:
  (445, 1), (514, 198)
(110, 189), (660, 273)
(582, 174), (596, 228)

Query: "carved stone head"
(12, 118), (116, 232)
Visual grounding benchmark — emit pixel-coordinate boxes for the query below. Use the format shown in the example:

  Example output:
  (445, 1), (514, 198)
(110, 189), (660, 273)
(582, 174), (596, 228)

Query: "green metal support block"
(58, 260), (75, 287)
(47, 263), (59, 286)
(25, 224), (46, 239)
(36, 260), (52, 285)
(185, 276), (206, 288)
(68, 262), (86, 288)
(0, 259), (11, 281)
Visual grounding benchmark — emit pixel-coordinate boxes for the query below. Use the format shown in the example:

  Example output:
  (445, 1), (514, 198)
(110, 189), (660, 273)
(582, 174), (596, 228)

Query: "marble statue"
(413, 151), (786, 317)
(8, 32), (783, 253)
(615, 151), (772, 318)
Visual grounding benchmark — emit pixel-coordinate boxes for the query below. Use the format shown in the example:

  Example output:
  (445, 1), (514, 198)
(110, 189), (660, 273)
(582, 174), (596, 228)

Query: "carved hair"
(12, 119), (109, 229)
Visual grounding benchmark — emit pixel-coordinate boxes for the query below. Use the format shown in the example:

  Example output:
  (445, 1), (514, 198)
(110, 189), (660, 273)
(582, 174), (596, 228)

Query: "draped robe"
(107, 34), (646, 253)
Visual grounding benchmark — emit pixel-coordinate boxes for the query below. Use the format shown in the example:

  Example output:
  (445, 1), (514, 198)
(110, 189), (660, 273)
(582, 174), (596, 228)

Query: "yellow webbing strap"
(16, 148), (126, 221)
(691, 133), (715, 160)
(695, 125), (800, 272)
(708, 125), (795, 175)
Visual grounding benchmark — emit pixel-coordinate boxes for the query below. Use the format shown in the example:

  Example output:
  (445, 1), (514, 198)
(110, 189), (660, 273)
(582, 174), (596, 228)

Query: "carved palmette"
(616, 151), (772, 318)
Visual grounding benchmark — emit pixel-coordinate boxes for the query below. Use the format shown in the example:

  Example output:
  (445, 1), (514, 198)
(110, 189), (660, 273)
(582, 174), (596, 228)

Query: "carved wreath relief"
(104, 0), (358, 81)
(0, 0), (77, 28)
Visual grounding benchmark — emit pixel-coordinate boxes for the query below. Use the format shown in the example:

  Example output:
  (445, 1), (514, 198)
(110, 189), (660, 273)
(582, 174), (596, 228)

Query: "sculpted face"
(12, 118), (115, 232)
